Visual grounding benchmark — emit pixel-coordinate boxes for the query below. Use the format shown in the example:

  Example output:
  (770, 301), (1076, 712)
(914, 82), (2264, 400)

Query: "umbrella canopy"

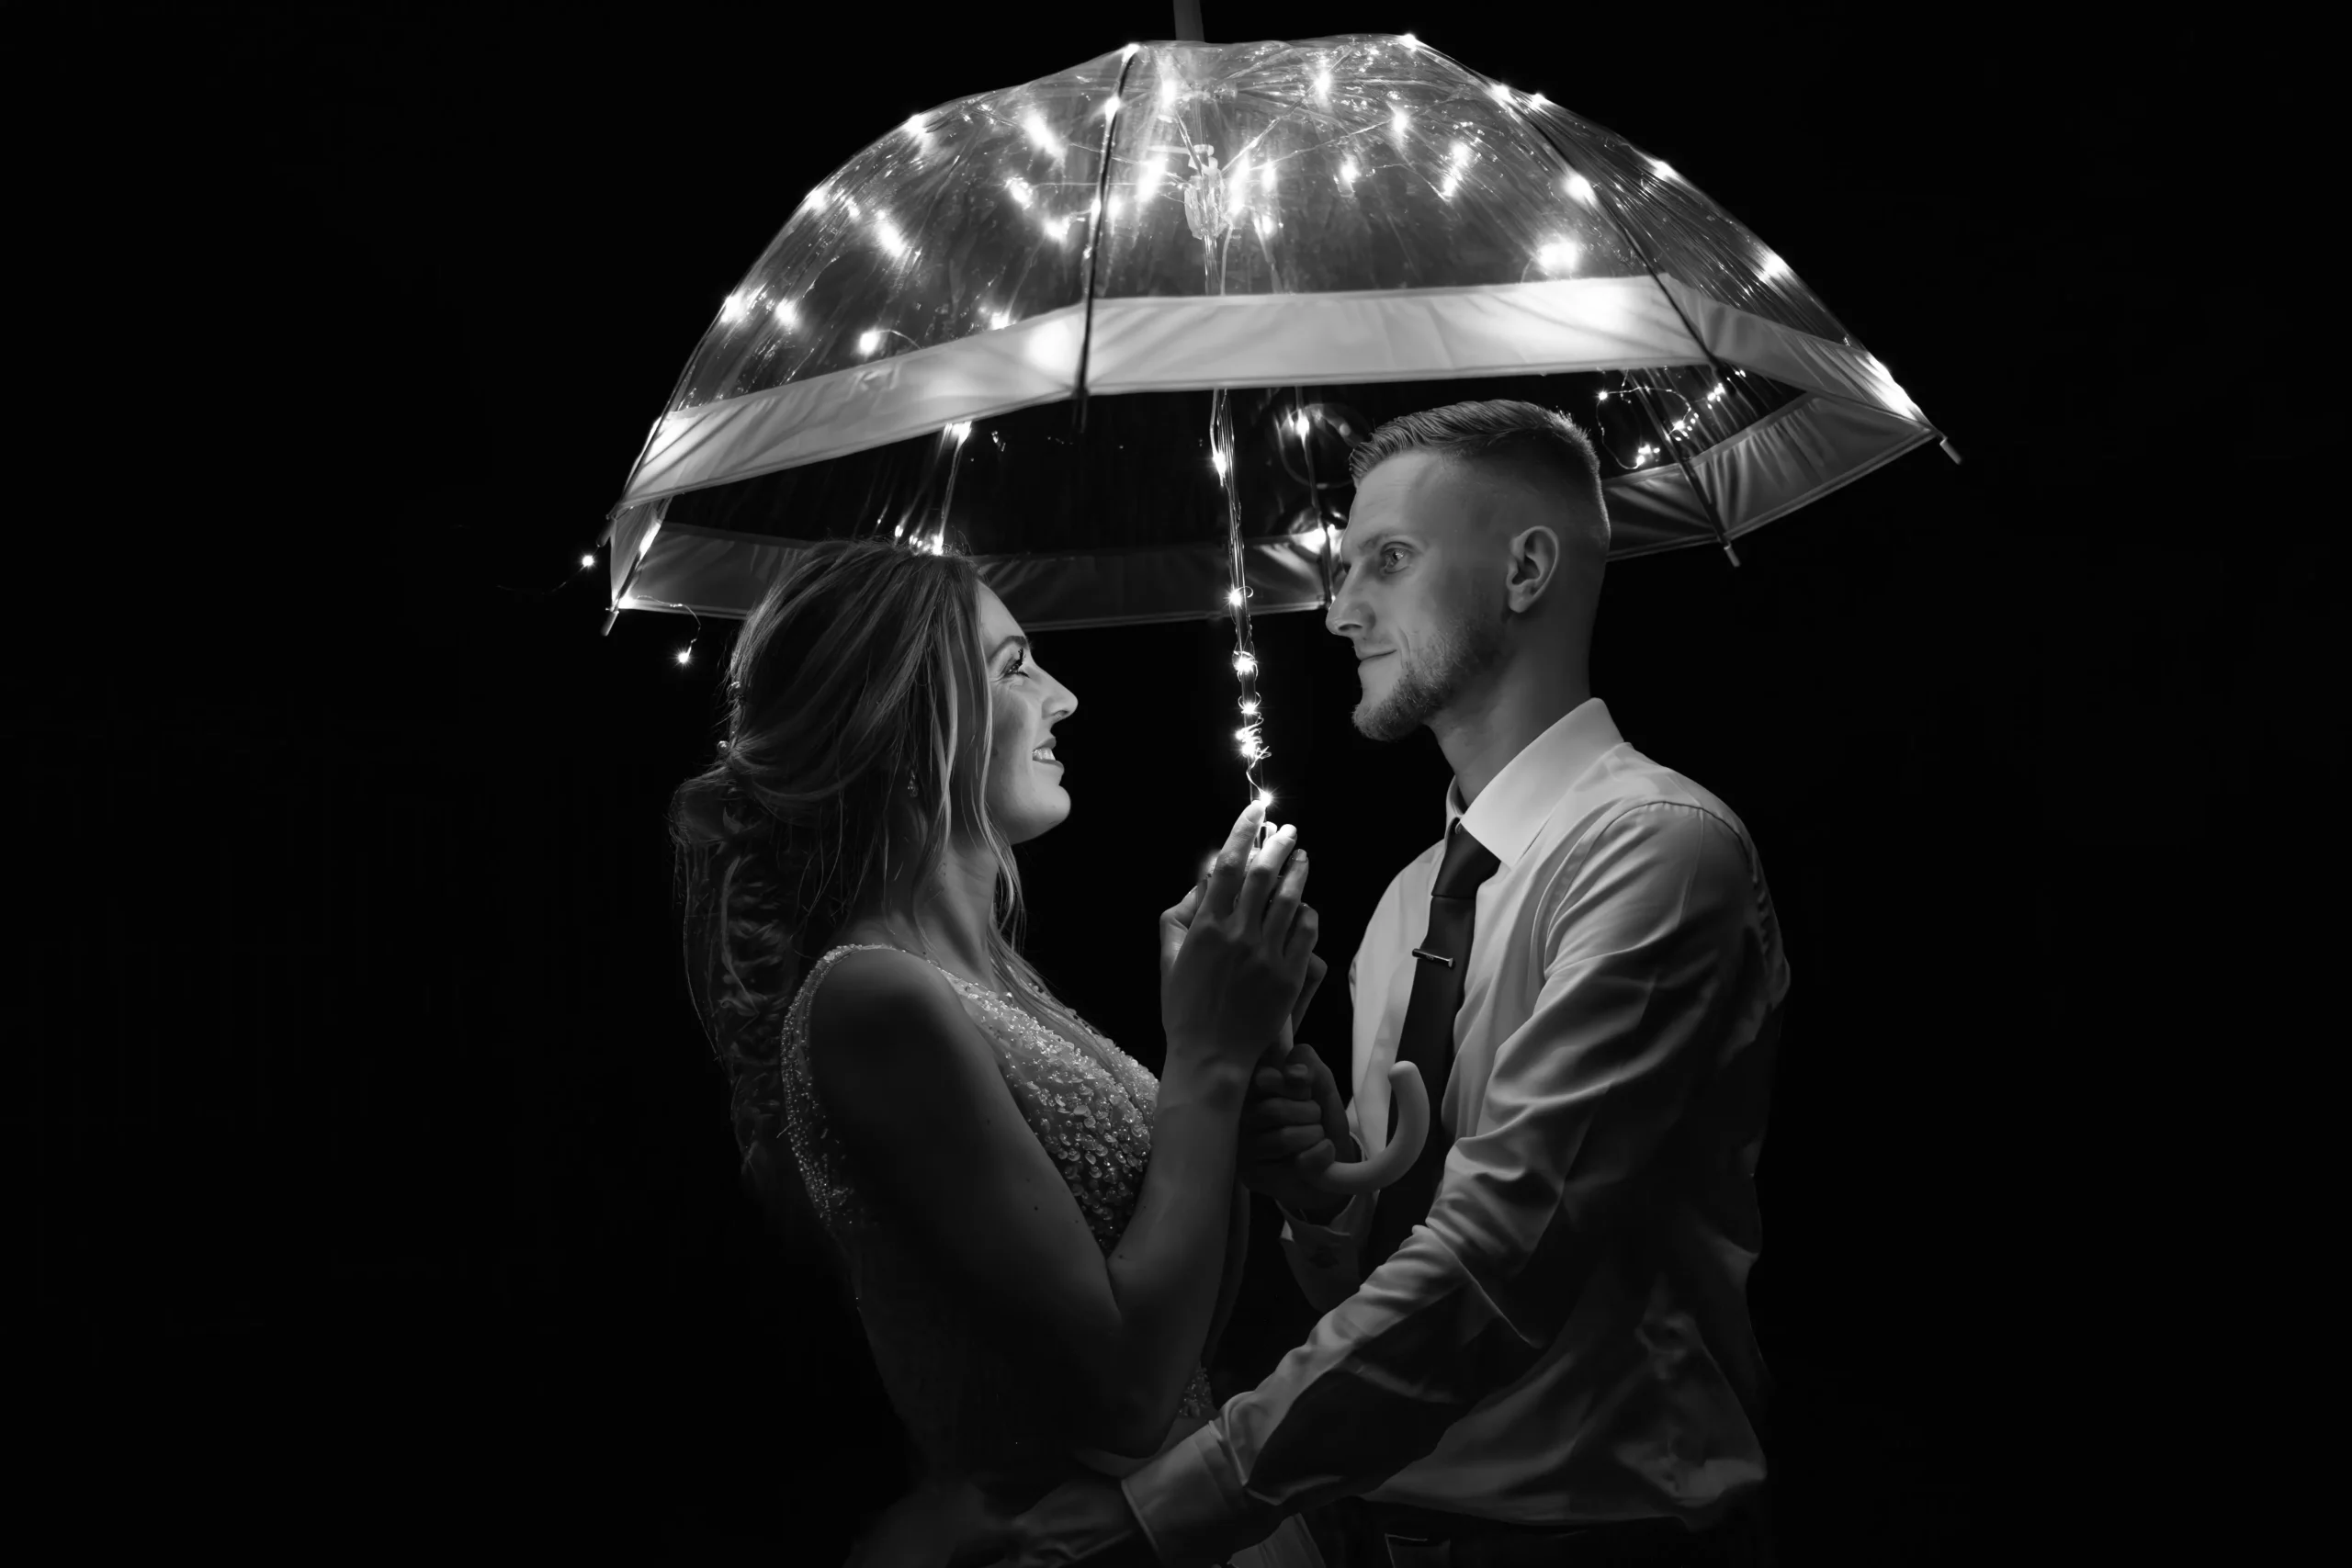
(603, 33), (1949, 630)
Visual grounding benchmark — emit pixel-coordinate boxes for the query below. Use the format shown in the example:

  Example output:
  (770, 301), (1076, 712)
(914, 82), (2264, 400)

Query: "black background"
(9, 7), (2322, 1563)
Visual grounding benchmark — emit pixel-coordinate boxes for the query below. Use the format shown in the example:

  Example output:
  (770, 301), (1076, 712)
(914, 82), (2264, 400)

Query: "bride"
(670, 538), (1331, 1566)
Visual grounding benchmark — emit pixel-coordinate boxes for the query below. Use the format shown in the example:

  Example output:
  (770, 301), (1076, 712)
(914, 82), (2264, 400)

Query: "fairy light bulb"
(579, 553), (594, 568)
(720, 291), (752, 324)
(1023, 111), (1062, 157)
(1006, 176), (1035, 208)
(1390, 105), (1409, 136)
(1101, 94), (1122, 121)
(1565, 172), (1596, 206)
(1211, 446), (1229, 479)
(858, 328), (881, 354)
(773, 299), (797, 328)
(1239, 697), (1260, 715)
(990, 308), (1014, 329)
(1339, 156), (1358, 184)
(1233, 653), (1256, 676)
(1227, 587), (1246, 607)
(1159, 75), (1181, 109)
(873, 215), (908, 258)
(1538, 238), (1582, 274)
(1488, 82), (1514, 107)
(1313, 68), (1332, 102)
(1255, 790), (1274, 811)
(1290, 412), (1309, 439)
(675, 647), (693, 666)
(1648, 157), (1679, 181)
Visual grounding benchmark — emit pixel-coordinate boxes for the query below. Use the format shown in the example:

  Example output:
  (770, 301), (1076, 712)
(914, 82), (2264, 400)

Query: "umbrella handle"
(1301, 1062), (1429, 1195)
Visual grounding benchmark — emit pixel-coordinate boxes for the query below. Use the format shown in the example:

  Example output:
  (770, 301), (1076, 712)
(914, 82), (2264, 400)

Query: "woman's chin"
(1003, 794), (1072, 846)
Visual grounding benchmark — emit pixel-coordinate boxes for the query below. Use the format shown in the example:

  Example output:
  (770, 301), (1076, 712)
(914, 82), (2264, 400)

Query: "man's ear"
(1504, 525), (1560, 614)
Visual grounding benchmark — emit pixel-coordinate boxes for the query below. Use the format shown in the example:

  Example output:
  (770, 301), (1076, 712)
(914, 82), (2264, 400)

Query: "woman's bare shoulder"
(805, 946), (989, 1096)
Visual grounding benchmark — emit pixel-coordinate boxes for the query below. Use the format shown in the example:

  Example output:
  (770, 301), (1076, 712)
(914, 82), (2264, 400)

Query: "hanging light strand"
(1211, 388), (1276, 841)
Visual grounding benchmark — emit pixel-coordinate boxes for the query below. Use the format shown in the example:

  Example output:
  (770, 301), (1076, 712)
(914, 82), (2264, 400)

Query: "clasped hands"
(1159, 833), (1427, 1202)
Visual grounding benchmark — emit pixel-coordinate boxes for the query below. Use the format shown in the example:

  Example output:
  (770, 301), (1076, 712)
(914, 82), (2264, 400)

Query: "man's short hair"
(1348, 399), (1611, 555)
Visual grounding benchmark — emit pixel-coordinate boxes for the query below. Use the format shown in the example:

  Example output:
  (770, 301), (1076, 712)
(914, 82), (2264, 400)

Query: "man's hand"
(1238, 1038), (1358, 1218)
(978, 1473), (1159, 1567)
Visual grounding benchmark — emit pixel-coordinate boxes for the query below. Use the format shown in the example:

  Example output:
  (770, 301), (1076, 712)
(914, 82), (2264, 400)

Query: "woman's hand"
(1158, 802), (1317, 1075)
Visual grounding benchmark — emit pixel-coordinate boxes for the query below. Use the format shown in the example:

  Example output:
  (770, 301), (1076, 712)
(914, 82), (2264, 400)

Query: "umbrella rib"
(1520, 111), (1745, 564)
(1073, 47), (1144, 434)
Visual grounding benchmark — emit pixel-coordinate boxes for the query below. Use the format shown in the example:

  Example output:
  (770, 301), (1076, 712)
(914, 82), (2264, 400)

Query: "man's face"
(1326, 451), (1507, 742)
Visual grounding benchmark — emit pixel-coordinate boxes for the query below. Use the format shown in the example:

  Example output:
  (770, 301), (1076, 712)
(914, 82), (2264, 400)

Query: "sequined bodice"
(775, 943), (1215, 1483)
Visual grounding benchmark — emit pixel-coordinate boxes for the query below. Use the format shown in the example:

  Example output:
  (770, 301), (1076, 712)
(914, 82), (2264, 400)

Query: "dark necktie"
(1362, 819), (1502, 1275)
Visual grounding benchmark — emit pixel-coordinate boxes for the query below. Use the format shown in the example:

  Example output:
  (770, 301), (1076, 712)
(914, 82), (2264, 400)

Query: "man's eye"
(1381, 546), (1408, 570)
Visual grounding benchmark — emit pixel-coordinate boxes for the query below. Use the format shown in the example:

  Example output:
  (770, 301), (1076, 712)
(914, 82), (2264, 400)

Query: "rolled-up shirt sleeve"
(1123, 803), (1767, 1567)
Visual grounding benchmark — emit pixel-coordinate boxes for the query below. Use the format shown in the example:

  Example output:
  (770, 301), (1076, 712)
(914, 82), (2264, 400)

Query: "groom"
(998, 399), (1789, 1567)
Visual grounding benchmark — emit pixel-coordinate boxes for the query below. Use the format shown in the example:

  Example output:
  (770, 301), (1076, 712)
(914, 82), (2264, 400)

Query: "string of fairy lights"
(619, 34), (1839, 821)
(704, 33), (1797, 402)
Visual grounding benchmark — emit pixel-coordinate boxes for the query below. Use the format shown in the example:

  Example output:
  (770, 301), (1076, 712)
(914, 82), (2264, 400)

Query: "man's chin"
(1352, 697), (1421, 743)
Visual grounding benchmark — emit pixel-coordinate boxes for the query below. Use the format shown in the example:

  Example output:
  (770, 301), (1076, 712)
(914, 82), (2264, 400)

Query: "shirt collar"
(1443, 697), (1623, 868)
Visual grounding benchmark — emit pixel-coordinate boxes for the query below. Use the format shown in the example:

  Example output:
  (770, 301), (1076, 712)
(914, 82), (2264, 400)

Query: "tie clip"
(1410, 947), (1455, 969)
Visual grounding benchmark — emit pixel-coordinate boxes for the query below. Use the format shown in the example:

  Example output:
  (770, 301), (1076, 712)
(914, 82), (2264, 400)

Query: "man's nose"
(1325, 584), (1363, 638)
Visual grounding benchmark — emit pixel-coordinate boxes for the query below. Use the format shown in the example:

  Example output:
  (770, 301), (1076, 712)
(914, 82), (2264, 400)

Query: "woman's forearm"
(1096, 1049), (1249, 1450)
(1203, 1178), (1251, 1373)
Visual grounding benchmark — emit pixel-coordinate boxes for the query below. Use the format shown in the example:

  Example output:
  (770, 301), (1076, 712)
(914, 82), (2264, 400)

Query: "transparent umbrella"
(604, 33), (1950, 635)
(605, 30), (1952, 1190)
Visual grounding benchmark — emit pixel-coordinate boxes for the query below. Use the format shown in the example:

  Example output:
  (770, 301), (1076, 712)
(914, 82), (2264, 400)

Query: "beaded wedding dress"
(776, 943), (1322, 1567)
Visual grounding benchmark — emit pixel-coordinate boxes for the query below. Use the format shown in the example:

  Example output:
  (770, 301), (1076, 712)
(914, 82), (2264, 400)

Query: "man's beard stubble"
(1352, 607), (1506, 742)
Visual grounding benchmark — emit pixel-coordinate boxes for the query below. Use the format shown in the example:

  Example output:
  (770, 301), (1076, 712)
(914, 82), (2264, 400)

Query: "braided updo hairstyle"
(669, 538), (1093, 1222)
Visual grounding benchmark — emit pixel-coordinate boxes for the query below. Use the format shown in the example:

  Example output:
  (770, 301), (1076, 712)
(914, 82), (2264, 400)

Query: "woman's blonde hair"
(668, 538), (1091, 1185)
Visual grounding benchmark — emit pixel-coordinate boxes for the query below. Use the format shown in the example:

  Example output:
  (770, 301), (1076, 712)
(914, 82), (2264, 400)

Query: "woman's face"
(974, 584), (1078, 845)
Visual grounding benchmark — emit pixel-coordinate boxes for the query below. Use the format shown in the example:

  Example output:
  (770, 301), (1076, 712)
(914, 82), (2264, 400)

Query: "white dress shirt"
(1121, 697), (1791, 1566)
